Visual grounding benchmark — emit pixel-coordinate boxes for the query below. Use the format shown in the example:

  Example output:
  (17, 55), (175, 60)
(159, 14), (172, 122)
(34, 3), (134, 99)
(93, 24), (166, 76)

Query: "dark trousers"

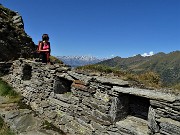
(41, 52), (50, 63)
(34, 52), (50, 63)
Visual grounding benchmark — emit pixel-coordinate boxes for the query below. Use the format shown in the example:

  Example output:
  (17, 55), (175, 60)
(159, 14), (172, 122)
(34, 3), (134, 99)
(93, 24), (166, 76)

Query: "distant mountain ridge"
(97, 51), (180, 86)
(57, 56), (106, 67)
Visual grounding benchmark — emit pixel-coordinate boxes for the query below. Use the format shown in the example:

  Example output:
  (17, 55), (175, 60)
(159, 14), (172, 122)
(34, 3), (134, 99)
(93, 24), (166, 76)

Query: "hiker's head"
(42, 34), (49, 41)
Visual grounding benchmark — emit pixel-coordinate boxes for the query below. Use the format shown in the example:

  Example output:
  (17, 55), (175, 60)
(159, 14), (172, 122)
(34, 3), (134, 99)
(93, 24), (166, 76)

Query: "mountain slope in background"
(57, 56), (105, 67)
(97, 51), (180, 86)
(0, 4), (35, 61)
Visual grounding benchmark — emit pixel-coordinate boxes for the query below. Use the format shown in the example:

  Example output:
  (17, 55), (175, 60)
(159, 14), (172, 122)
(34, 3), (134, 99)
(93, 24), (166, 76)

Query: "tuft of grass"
(0, 79), (21, 103)
(0, 79), (17, 97)
(50, 56), (64, 64)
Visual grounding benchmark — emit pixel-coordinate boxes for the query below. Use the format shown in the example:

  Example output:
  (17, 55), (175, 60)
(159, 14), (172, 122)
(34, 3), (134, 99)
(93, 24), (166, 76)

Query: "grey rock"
(12, 12), (24, 28)
(157, 117), (180, 135)
(91, 109), (111, 123)
(82, 97), (109, 113)
(148, 106), (159, 133)
(107, 131), (122, 135)
(109, 96), (129, 123)
(113, 86), (177, 102)
(55, 93), (79, 104)
(94, 89), (111, 103)
(94, 76), (129, 86)
(116, 116), (149, 135)
(49, 98), (70, 108)
(40, 101), (50, 108)
(150, 100), (180, 112)
(19, 130), (63, 135)
(5, 110), (20, 120)
(90, 120), (106, 131)
(68, 71), (93, 85)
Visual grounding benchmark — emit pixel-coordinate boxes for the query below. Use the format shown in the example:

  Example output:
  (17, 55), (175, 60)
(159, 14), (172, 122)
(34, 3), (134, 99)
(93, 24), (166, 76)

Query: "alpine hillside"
(96, 51), (180, 87)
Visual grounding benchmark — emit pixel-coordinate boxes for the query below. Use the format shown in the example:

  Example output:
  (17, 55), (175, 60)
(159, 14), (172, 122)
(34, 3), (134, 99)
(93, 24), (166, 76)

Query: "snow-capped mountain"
(57, 56), (106, 67)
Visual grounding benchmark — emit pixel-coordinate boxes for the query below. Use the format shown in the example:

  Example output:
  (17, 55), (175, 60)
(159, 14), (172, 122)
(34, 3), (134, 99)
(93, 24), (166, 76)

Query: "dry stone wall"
(1, 58), (180, 135)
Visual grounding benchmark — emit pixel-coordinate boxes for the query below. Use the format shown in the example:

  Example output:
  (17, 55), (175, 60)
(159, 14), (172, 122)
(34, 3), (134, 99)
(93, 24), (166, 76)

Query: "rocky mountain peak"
(0, 4), (36, 61)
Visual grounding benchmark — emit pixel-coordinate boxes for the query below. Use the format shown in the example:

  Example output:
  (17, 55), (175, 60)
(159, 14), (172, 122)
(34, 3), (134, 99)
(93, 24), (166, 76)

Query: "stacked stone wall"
(1, 59), (180, 135)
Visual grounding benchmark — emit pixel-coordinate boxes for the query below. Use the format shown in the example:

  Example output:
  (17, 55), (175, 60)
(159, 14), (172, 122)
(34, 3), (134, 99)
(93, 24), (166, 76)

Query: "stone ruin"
(0, 58), (180, 135)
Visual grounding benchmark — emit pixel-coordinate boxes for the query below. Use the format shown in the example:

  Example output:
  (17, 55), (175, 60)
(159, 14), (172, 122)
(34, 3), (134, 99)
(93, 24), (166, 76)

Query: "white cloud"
(141, 51), (154, 57)
(149, 51), (154, 55)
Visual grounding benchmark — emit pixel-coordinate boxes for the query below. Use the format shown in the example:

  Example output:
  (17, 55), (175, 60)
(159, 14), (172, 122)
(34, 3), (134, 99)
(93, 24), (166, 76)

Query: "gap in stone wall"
(115, 94), (150, 135)
(22, 64), (32, 80)
(54, 76), (73, 94)
(128, 94), (150, 120)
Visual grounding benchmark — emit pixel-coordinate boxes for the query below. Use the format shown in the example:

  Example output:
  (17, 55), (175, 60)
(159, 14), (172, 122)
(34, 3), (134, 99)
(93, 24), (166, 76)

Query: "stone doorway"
(128, 94), (150, 120)
(54, 76), (73, 94)
(22, 64), (32, 80)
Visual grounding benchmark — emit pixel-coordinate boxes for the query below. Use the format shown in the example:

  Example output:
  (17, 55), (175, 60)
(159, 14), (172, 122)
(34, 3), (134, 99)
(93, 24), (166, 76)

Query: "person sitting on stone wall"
(37, 34), (51, 64)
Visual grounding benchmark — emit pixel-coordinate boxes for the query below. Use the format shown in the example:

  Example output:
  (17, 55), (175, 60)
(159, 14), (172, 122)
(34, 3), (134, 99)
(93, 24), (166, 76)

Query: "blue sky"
(1, 0), (180, 58)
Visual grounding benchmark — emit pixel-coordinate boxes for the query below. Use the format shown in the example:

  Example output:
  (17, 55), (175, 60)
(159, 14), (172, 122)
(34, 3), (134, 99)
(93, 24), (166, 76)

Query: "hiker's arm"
(39, 42), (43, 51)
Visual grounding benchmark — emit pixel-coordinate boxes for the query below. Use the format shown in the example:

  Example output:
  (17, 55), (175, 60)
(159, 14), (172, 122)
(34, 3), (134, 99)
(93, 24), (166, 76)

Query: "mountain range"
(57, 56), (106, 67)
(96, 51), (180, 86)
(57, 51), (180, 87)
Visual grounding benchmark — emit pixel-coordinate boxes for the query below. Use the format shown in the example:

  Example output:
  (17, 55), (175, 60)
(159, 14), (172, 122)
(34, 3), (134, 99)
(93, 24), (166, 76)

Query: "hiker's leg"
(42, 53), (47, 63)
(46, 52), (50, 63)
